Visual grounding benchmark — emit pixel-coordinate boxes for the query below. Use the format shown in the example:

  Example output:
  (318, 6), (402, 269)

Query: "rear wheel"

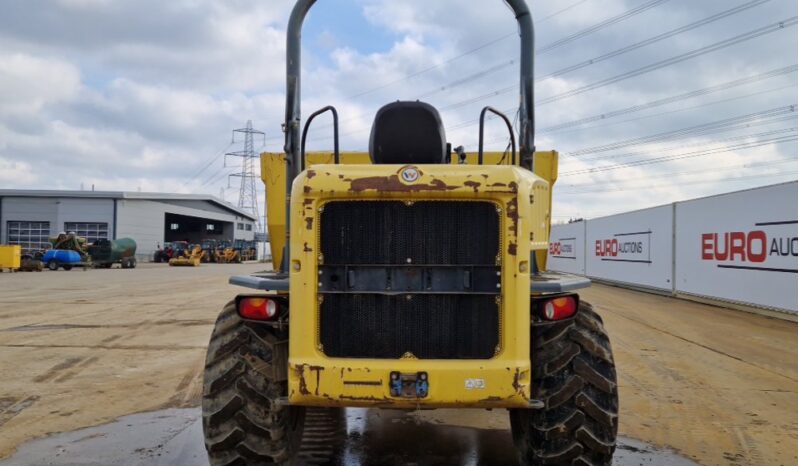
(203, 301), (305, 465)
(47, 261), (58, 271)
(62, 264), (73, 271)
(510, 301), (618, 465)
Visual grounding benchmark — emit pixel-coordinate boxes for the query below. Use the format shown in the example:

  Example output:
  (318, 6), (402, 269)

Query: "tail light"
(535, 295), (578, 321)
(238, 297), (279, 321)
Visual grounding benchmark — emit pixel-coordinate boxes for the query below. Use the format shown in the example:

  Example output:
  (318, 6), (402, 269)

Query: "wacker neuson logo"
(701, 219), (798, 273)
(595, 230), (652, 264)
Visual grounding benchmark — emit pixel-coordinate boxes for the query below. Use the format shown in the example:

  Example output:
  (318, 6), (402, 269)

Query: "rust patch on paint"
(464, 181), (481, 192)
(349, 175), (457, 193)
(295, 366), (310, 396)
(303, 199), (313, 206)
(308, 365), (324, 396)
(508, 181), (518, 193)
(303, 186), (312, 194)
(489, 182), (507, 188)
(303, 242), (312, 252)
(306, 170), (317, 179)
(305, 217), (313, 230)
(506, 196), (519, 235)
(508, 242), (517, 256)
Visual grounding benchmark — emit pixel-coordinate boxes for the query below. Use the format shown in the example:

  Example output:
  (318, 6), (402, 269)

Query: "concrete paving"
(0, 408), (697, 466)
(0, 264), (796, 464)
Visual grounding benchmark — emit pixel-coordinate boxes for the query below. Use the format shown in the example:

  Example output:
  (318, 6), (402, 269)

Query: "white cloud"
(0, 0), (795, 218)
(0, 157), (37, 185)
(0, 53), (80, 116)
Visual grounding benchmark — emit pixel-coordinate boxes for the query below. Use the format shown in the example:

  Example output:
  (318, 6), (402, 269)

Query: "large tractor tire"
(202, 301), (305, 466)
(510, 301), (618, 466)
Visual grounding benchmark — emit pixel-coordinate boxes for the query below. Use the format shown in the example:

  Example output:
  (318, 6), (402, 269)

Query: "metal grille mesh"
(320, 201), (499, 265)
(320, 294), (498, 359)
(319, 201), (500, 360)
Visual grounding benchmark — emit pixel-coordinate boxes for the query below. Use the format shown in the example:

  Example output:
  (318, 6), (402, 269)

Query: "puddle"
(0, 408), (699, 466)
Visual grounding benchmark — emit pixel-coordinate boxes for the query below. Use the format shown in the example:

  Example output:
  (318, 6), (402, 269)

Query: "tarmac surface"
(0, 263), (796, 465)
(0, 407), (697, 466)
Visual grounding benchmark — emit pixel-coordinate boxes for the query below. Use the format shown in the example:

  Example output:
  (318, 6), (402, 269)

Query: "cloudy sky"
(1, 0), (796, 222)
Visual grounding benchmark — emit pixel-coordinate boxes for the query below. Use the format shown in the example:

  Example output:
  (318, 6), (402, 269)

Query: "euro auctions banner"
(548, 222), (586, 275)
(585, 205), (674, 290)
(675, 181), (798, 313)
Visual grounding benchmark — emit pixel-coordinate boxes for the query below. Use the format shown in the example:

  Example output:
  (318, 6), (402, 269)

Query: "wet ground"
(0, 407), (697, 466)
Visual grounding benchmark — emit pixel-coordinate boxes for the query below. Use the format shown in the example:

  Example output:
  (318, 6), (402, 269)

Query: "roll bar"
(280, 0), (536, 272)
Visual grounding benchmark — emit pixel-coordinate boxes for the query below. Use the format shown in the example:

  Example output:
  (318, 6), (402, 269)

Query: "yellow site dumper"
(0, 245), (22, 272)
(200, 1), (619, 465)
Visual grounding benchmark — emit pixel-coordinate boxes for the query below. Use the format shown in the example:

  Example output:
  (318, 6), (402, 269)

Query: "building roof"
(0, 189), (257, 221)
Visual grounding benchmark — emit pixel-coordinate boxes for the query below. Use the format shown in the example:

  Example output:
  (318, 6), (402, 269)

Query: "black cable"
(560, 157), (798, 192)
(561, 134), (798, 176)
(559, 168), (798, 194)
(537, 0), (772, 82)
(539, 16), (798, 105)
(183, 141), (234, 186)
(442, 16), (798, 116)
(565, 125), (798, 164)
(537, 0), (671, 54)
(566, 104), (798, 156)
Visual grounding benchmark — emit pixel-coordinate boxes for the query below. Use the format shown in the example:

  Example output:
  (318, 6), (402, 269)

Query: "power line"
(565, 104), (798, 156)
(344, 0), (597, 101)
(463, 82), (798, 149)
(565, 125), (798, 164)
(442, 15), (798, 116)
(537, 0), (671, 54)
(298, 0), (662, 141)
(542, 67), (798, 133)
(417, 60), (516, 99)
(199, 166), (234, 188)
(559, 157), (798, 192)
(558, 168), (798, 195)
(183, 141), (234, 187)
(537, 0), (772, 82)
(560, 134), (798, 176)
(538, 16), (798, 105)
(537, 0), (595, 24)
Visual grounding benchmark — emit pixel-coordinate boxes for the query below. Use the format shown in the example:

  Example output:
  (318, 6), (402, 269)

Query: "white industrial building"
(0, 190), (257, 260)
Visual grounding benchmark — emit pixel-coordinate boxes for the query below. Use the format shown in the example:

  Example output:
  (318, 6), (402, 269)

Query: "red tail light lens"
(541, 296), (578, 321)
(238, 297), (279, 320)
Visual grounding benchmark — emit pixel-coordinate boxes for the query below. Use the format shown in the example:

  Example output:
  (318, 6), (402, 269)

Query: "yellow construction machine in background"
(168, 245), (204, 267)
(214, 247), (242, 264)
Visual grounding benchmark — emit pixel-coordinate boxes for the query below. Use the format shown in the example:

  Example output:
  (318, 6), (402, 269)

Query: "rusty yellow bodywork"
(260, 151), (560, 408)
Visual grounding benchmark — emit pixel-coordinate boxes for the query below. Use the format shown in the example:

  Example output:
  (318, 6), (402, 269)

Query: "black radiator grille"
(320, 294), (499, 359)
(318, 201), (501, 360)
(320, 201), (499, 265)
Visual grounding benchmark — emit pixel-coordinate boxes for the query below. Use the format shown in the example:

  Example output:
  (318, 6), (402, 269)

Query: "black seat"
(369, 101), (447, 164)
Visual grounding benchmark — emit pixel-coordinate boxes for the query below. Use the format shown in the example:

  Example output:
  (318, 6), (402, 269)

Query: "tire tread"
(511, 300), (619, 465)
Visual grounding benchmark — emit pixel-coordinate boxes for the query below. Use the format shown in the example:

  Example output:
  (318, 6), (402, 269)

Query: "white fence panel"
(585, 205), (674, 291)
(548, 222), (586, 275)
(675, 181), (798, 313)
